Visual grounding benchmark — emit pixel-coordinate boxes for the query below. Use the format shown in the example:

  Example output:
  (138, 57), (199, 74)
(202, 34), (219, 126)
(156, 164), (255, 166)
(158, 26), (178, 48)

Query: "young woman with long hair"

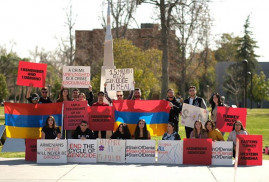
(133, 119), (150, 140)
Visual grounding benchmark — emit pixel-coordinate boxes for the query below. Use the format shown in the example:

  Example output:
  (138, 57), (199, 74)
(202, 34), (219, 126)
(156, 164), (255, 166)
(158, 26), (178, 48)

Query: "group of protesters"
(25, 82), (248, 157)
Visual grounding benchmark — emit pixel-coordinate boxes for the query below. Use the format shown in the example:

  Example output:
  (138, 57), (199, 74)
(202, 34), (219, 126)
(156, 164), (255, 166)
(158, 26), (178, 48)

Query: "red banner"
(216, 107), (247, 132)
(25, 139), (37, 161)
(237, 135), (262, 166)
(17, 61), (47, 88)
(88, 106), (114, 131)
(63, 101), (88, 130)
(183, 139), (212, 165)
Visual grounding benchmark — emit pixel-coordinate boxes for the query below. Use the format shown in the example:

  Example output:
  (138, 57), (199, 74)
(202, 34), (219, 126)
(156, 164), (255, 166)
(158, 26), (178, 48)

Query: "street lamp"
(242, 59), (248, 108)
(248, 72), (252, 109)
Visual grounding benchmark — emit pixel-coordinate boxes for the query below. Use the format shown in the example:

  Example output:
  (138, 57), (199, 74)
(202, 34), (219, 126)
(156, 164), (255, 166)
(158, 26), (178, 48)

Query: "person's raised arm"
(87, 82), (94, 105)
(104, 83), (112, 104)
(127, 81), (135, 100)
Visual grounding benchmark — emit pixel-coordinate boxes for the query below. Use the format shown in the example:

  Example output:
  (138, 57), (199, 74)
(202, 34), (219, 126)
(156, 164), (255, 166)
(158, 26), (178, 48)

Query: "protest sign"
(37, 139), (67, 163)
(183, 139), (212, 165)
(62, 66), (91, 88)
(181, 103), (208, 128)
(63, 101), (88, 130)
(237, 135), (262, 166)
(157, 140), (183, 164)
(97, 139), (126, 163)
(105, 68), (134, 91)
(17, 61), (47, 88)
(216, 107), (247, 132)
(88, 106), (114, 131)
(212, 141), (233, 165)
(67, 139), (97, 163)
(25, 139), (37, 161)
(126, 140), (156, 163)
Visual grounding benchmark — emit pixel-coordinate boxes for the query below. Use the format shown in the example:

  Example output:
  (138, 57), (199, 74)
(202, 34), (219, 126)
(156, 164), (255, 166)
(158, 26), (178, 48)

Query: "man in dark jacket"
(183, 86), (207, 138)
(167, 89), (181, 132)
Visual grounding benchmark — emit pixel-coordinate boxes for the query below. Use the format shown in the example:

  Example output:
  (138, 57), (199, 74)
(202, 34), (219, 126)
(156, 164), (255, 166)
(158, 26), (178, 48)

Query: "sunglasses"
(81, 125), (87, 127)
(32, 97), (38, 101)
(117, 95), (123, 97)
(42, 91), (48, 93)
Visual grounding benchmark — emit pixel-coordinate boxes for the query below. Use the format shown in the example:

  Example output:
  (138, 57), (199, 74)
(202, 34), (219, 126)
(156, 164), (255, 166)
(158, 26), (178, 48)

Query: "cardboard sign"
(216, 107), (247, 132)
(237, 135), (262, 166)
(97, 139), (126, 163)
(17, 61), (47, 88)
(157, 140), (183, 164)
(105, 68), (134, 91)
(181, 103), (208, 128)
(126, 140), (156, 163)
(88, 106), (114, 131)
(212, 141), (233, 165)
(63, 101), (88, 130)
(183, 139), (212, 165)
(62, 66), (91, 88)
(25, 139), (37, 161)
(67, 139), (97, 163)
(37, 139), (67, 163)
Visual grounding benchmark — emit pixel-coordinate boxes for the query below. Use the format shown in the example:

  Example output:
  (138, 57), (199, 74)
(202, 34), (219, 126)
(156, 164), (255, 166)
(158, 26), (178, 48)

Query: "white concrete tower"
(100, 0), (116, 97)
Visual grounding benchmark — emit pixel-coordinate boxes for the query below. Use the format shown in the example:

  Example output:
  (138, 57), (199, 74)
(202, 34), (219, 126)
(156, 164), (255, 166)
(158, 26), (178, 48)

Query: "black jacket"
(184, 96), (207, 109)
(167, 97), (181, 123)
(72, 127), (95, 139)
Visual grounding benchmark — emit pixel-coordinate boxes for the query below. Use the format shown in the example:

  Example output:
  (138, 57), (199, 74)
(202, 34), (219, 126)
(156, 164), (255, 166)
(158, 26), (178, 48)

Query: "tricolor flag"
(4, 102), (62, 139)
(113, 100), (170, 136)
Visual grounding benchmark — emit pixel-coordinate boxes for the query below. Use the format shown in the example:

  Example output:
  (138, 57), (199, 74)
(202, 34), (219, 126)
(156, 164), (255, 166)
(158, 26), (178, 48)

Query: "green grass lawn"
(0, 106), (269, 159)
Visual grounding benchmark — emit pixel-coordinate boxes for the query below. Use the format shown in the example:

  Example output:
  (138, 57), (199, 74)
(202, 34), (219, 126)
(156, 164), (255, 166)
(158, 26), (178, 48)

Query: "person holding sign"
(41, 116), (61, 139)
(209, 93), (224, 124)
(190, 120), (208, 139)
(87, 83), (94, 106)
(133, 119), (151, 139)
(26, 86), (52, 104)
(92, 91), (109, 139)
(205, 120), (224, 141)
(166, 88), (181, 132)
(162, 122), (181, 140)
(56, 88), (71, 102)
(227, 120), (248, 157)
(104, 82), (134, 104)
(183, 86), (207, 138)
(110, 123), (131, 139)
(72, 120), (95, 139)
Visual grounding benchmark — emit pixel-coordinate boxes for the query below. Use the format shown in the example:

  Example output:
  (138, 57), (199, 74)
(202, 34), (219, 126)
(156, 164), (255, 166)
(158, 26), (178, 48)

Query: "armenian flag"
(4, 102), (62, 139)
(113, 100), (170, 136)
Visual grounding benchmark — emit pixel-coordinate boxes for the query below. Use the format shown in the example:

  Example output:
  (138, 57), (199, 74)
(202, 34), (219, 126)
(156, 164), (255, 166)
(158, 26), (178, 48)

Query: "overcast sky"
(0, 0), (268, 62)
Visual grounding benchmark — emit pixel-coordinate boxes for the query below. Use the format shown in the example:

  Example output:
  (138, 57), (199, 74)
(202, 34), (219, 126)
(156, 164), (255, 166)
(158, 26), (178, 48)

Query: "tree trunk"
(160, 0), (169, 99)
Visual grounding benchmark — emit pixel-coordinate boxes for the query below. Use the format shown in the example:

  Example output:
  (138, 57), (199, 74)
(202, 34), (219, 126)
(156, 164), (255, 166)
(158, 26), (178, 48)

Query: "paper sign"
(25, 139), (37, 161)
(105, 68), (134, 91)
(62, 66), (91, 88)
(212, 141), (233, 165)
(183, 139), (212, 165)
(216, 107), (247, 132)
(157, 140), (183, 164)
(126, 140), (156, 163)
(37, 139), (67, 163)
(67, 139), (97, 163)
(88, 106), (115, 131)
(17, 61), (47, 88)
(181, 103), (208, 128)
(97, 139), (126, 163)
(237, 135), (262, 166)
(63, 101), (88, 130)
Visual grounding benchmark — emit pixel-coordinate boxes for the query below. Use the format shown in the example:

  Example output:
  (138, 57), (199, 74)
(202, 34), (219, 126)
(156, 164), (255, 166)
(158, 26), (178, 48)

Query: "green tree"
(251, 71), (269, 108)
(214, 33), (240, 62)
(0, 74), (8, 103)
(92, 39), (162, 99)
(237, 15), (259, 73)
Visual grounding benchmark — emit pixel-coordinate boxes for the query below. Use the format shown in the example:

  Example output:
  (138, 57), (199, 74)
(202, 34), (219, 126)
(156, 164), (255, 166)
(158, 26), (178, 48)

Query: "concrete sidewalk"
(0, 158), (268, 182)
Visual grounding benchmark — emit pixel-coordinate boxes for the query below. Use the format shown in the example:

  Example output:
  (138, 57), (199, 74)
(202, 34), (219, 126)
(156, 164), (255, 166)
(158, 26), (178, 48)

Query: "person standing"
(26, 86), (52, 104)
(209, 93), (224, 124)
(104, 82), (134, 104)
(72, 88), (80, 101)
(183, 86), (207, 138)
(92, 91), (109, 139)
(166, 88), (181, 132)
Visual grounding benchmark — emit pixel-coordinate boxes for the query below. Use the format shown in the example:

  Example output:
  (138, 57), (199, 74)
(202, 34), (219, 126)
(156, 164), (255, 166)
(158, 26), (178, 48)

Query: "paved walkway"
(0, 158), (268, 182)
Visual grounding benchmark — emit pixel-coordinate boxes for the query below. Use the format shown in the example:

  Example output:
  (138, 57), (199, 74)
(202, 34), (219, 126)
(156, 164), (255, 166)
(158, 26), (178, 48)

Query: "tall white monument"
(100, 1), (116, 99)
